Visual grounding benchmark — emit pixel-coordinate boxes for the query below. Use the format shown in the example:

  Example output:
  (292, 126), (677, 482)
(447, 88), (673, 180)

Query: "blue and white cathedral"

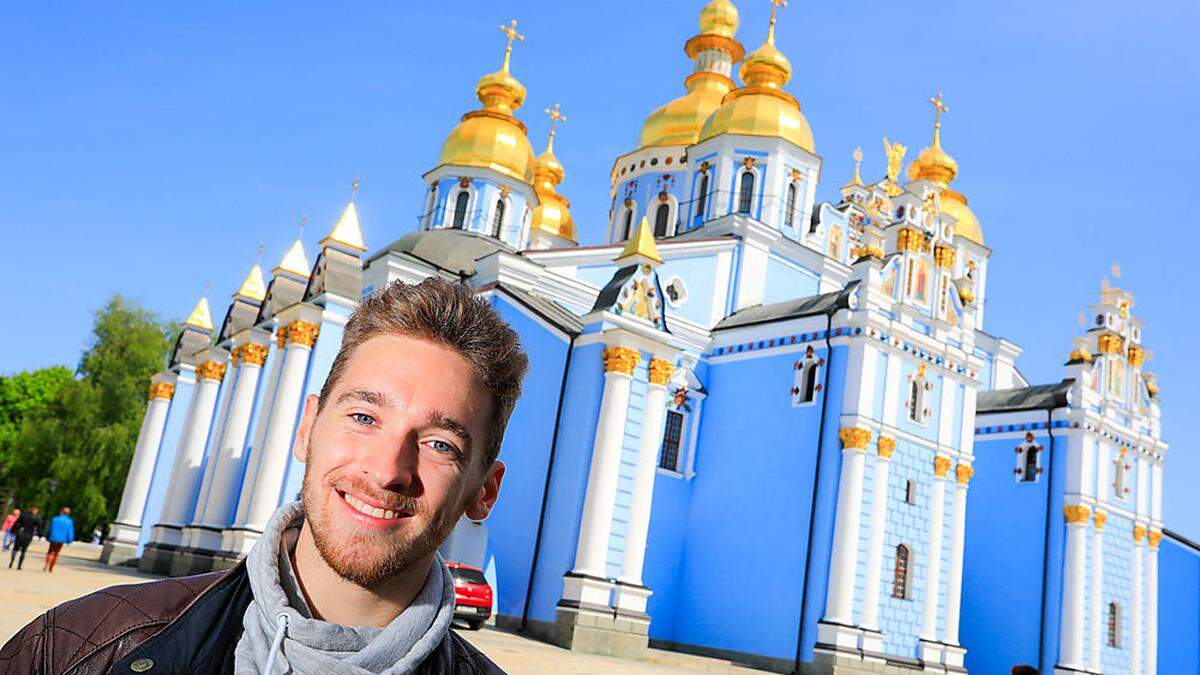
(103, 3), (1200, 673)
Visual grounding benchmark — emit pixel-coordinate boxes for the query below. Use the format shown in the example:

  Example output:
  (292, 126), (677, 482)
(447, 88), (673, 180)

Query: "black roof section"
(713, 281), (860, 332)
(977, 380), (1074, 414)
(589, 265), (638, 314)
(370, 229), (514, 276)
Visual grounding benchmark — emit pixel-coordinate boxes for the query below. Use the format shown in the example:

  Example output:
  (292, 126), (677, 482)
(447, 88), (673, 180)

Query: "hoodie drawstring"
(263, 612), (289, 674)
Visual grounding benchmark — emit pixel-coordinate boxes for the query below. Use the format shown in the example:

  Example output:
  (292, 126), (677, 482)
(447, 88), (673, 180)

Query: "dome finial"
(499, 19), (524, 73)
(851, 147), (864, 186)
(544, 103), (566, 153)
(929, 91), (949, 148)
(767, 0), (787, 45)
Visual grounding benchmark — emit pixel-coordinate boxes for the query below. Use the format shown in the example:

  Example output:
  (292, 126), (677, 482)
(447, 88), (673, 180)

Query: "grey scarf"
(235, 502), (455, 674)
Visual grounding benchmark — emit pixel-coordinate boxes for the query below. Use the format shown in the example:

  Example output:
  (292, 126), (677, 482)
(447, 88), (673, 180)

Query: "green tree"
(6, 295), (174, 538)
(0, 366), (74, 502)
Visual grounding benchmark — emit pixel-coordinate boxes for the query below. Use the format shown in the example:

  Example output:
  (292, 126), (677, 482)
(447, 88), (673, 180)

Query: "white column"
(572, 347), (638, 578)
(920, 455), (951, 641)
(1146, 531), (1160, 675)
(618, 358), (671, 585)
(823, 427), (872, 626)
(1131, 526), (1145, 675)
(190, 343), (268, 540)
(943, 463), (972, 644)
(111, 381), (174, 537)
(860, 436), (896, 631)
(1090, 512), (1106, 671)
(156, 360), (226, 539)
(230, 322), (316, 544)
(1058, 504), (1090, 669)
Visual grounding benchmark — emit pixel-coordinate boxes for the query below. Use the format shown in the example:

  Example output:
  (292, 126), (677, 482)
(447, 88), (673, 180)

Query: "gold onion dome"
(907, 93), (983, 245)
(698, 1), (814, 152)
(639, 1), (746, 148)
(437, 21), (536, 183)
(530, 104), (577, 242)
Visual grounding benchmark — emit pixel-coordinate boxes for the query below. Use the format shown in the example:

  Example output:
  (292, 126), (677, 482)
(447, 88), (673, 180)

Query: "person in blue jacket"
(44, 507), (74, 573)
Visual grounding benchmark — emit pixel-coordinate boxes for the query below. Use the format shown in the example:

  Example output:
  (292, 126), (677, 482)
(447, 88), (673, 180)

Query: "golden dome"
(699, 0), (739, 38)
(697, 5), (814, 152)
(437, 20), (536, 183)
(530, 105), (577, 242)
(908, 93), (982, 245)
(940, 187), (983, 245)
(907, 126), (958, 187)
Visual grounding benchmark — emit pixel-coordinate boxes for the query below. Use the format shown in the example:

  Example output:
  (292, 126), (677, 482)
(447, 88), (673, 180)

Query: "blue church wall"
(1100, 511), (1135, 674)
(429, 176), (530, 247)
(658, 255), (718, 327)
(665, 341), (842, 663)
(642, 471), (693, 642)
(762, 255), (819, 306)
(1159, 535), (1200, 672)
(474, 297), (570, 619)
(525, 341), (606, 625)
(612, 169), (690, 239)
(683, 151), (717, 231)
(138, 372), (196, 551)
(723, 152), (767, 221)
(894, 363), (943, 443)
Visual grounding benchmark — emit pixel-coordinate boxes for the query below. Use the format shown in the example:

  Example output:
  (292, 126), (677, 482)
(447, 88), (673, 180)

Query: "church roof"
(591, 264), (638, 314)
(372, 228), (514, 277)
(976, 379), (1074, 414)
(713, 282), (859, 331)
(495, 283), (582, 335)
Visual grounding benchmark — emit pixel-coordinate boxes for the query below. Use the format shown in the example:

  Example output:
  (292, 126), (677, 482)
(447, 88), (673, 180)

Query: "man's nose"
(358, 428), (422, 495)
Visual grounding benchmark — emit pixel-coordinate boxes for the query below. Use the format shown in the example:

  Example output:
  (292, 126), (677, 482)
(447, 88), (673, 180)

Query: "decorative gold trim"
(1133, 524), (1147, 543)
(232, 343), (269, 368)
(934, 244), (956, 269)
(896, 227), (923, 253)
(1093, 511), (1107, 530)
(148, 382), (175, 401)
(1127, 344), (1145, 367)
(195, 360), (227, 383)
(285, 320), (320, 347)
(955, 464), (973, 485)
(1064, 505), (1091, 524)
(276, 328), (287, 349)
(838, 427), (871, 450)
(648, 359), (675, 386)
(602, 346), (640, 375)
(934, 455), (952, 478)
(1148, 529), (1162, 549)
(1097, 332), (1124, 355)
(877, 435), (897, 459)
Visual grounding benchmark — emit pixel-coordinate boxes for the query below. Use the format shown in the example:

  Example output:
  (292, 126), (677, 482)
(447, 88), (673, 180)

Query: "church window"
(696, 173), (711, 220)
(896, 205), (906, 219)
(452, 190), (470, 229)
(790, 346), (822, 407)
(654, 202), (671, 237)
(621, 207), (635, 240)
(659, 410), (685, 472)
(491, 199), (506, 237)
(785, 182), (798, 230)
(915, 260), (930, 305)
(892, 545), (911, 599)
(828, 227), (843, 258)
(1107, 602), (1120, 647)
(905, 479), (917, 504)
(738, 171), (755, 214)
(1014, 432), (1043, 482)
(1113, 453), (1130, 499)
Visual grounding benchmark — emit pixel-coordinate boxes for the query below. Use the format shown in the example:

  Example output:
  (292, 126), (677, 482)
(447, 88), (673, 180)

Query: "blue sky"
(1, 1), (1197, 535)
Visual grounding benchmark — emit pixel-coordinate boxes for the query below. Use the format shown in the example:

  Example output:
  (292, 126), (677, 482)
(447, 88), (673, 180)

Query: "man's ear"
(464, 460), (505, 521)
(291, 394), (321, 463)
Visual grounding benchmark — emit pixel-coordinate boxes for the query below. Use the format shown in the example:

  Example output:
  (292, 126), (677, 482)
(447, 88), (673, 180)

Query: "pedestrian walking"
(44, 507), (75, 573)
(7, 506), (43, 570)
(1, 508), (18, 551)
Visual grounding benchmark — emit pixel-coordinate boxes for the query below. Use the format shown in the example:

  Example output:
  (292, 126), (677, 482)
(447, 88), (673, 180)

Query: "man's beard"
(300, 455), (462, 587)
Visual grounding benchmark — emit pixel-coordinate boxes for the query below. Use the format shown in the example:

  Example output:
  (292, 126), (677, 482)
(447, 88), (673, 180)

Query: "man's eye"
(350, 413), (376, 426)
(428, 440), (454, 454)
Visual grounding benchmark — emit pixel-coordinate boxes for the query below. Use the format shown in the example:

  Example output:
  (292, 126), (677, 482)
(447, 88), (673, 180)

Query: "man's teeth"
(343, 493), (399, 519)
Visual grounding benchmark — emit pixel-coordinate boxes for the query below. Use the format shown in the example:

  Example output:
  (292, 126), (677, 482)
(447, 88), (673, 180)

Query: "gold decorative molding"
(285, 320), (320, 347)
(1127, 344), (1145, 367)
(877, 435), (897, 459)
(148, 382), (175, 401)
(934, 244), (956, 269)
(1064, 505), (1091, 524)
(233, 343), (270, 368)
(896, 227), (923, 253)
(1148, 529), (1162, 550)
(275, 328), (287, 349)
(838, 427), (872, 450)
(955, 464), (973, 485)
(1133, 524), (1147, 543)
(1097, 332), (1124, 355)
(1093, 511), (1107, 530)
(934, 455), (952, 478)
(195, 360), (227, 383)
(602, 346), (641, 376)
(648, 358), (675, 386)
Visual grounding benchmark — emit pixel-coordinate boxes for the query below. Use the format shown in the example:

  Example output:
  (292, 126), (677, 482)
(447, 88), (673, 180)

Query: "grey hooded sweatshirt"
(235, 502), (456, 674)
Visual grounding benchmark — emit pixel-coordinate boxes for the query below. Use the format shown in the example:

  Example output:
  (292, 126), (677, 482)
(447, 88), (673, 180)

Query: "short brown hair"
(318, 278), (529, 466)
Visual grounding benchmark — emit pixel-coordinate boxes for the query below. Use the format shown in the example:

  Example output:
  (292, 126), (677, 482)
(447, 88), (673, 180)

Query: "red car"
(447, 561), (492, 630)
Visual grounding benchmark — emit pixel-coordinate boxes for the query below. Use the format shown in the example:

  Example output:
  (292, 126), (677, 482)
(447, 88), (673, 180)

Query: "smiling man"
(0, 278), (528, 674)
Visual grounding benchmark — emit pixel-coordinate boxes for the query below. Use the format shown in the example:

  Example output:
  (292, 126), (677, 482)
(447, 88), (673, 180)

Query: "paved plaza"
(0, 540), (765, 673)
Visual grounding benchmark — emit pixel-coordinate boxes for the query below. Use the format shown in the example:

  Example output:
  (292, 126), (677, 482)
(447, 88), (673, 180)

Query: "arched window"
(791, 346), (821, 407)
(1024, 445), (1039, 481)
(452, 191), (470, 229)
(696, 173), (710, 220)
(785, 182), (798, 229)
(1107, 602), (1120, 647)
(803, 363), (819, 401)
(1113, 454), (1129, 499)
(738, 171), (755, 215)
(491, 199), (506, 237)
(905, 479), (917, 504)
(659, 410), (685, 472)
(654, 203), (671, 238)
(892, 545), (911, 598)
(622, 208), (634, 240)
(908, 380), (922, 422)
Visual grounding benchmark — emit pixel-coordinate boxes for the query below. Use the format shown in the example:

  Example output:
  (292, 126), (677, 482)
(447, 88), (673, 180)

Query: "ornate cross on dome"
(298, 214), (307, 237)
(545, 103), (566, 145)
(851, 146), (864, 185)
(351, 174), (360, 198)
(767, 0), (787, 44)
(930, 91), (949, 131)
(499, 19), (524, 72)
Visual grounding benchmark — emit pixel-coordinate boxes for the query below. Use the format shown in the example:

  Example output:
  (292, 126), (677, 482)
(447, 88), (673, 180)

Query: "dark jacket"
(11, 512), (42, 545)
(0, 562), (504, 674)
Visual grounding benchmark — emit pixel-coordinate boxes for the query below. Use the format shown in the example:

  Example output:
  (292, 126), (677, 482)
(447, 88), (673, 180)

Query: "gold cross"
(767, 0), (787, 43)
(930, 91), (949, 128)
(545, 103), (566, 140)
(352, 174), (360, 197)
(298, 214), (307, 237)
(499, 19), (524, 71)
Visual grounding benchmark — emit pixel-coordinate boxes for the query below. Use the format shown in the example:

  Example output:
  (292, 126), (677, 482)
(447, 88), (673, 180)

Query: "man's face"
(293, 334), (504, 587)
